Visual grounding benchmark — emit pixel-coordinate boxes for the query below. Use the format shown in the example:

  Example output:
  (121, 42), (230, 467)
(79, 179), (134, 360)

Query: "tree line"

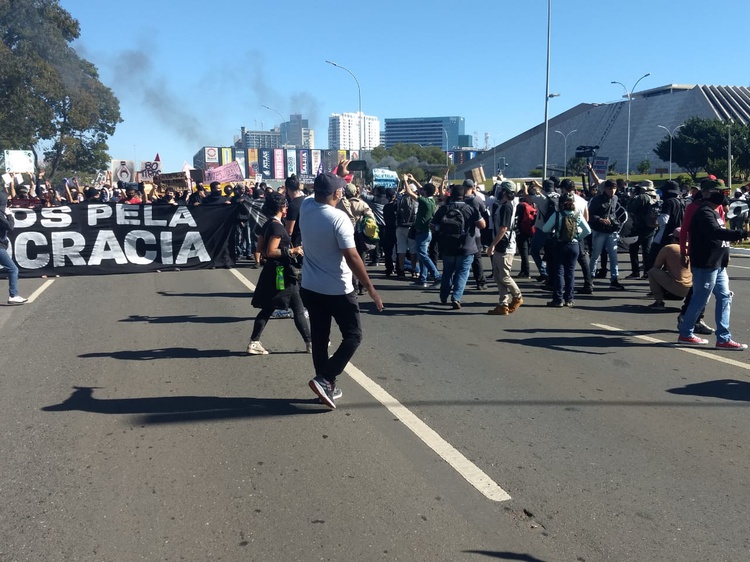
(0, 0), (121, 180)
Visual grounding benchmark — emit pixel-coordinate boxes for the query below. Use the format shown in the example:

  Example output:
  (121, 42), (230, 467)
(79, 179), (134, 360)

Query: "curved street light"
(261, 105), (287, 148)
(656, 124), (684, 180)
(326, 60), (363, 153)
(611, 72), (650, 183)
(554, 129), (577, 177)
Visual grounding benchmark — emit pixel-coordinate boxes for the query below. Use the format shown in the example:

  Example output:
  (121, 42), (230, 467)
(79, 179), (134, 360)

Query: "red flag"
(154, 153), (161, 161)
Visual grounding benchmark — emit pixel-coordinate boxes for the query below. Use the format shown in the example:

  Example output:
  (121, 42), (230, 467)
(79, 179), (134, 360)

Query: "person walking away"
(677, 179), (747, 349)
(559, 179), (594, 294)
(464, 179), (489, 290)
(402, 175), (440, 287)
(529, 180), (559, 282)
(486, 181), (522, 314)
(394, 178), (419, 278)
(0, 190), (27, 304)
(514, 186), (537, 279)
(542, 192), (591, 307)
(299, 173), (383, 408)
(646, 180), (684, 272)
(625, 180), (658, 278)
(431, 182), (485, 310)
(337, 182), (376, 294)
(247, 192), (310, 355)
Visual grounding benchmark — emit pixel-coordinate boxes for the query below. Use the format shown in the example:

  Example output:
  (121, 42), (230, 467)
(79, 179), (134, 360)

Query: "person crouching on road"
(300, 172), (384, 409)
(646, 228), (691, 310)
(246, 192), (310, 355)
(486, 180), (522, 315)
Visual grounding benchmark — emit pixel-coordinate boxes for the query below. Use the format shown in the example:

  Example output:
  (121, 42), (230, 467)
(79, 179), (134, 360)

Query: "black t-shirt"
(431, 200), (480, 255)
(286, 195), (304, 247)
(260, 219), (291, 255)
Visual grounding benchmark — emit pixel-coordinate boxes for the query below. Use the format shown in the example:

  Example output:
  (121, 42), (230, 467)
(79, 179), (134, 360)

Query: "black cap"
(314, 172), (346, 197)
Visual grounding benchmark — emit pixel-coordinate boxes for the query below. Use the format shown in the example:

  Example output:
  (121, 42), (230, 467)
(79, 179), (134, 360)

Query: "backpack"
(556, 212), (578, 243)
(518, 202), (537, 237)
(355, 215), (380, 250)
(397, 195), (417, 227)
(438, 202), (467, 254)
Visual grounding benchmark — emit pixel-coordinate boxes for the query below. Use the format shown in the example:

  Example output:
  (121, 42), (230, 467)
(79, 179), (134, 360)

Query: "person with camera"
(588, 179), (625, 290)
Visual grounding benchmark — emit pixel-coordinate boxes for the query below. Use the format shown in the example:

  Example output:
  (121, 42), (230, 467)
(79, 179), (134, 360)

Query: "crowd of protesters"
(4, 161), (750, 356)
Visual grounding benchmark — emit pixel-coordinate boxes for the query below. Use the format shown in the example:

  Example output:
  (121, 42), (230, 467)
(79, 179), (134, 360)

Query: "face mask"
(707, 191), (726, 205)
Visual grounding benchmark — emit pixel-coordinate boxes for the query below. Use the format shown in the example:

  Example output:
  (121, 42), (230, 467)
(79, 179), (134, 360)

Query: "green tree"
(653, 117), (747, 182)
(566, 157), (588, 176)
(0, 0), (121, 178)
(366, 143), (452, 182)
(637, 159), (651, 174)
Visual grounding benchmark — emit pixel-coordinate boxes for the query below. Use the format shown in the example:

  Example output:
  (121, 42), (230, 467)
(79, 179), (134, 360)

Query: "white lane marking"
(345, 362), (512, 502)
(229, 268), (256, 291)
(591, 323), (750, 372)
(728, 263), (750, 270)
(27, 279), (55, 303)
(230, 267), (510, 501)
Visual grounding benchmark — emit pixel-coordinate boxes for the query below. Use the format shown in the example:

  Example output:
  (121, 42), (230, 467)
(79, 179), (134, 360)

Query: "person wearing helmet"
(486, 180), (522, 315)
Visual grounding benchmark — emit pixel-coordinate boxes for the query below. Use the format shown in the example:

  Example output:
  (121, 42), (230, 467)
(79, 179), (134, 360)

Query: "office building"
(384, 116), (465, 150)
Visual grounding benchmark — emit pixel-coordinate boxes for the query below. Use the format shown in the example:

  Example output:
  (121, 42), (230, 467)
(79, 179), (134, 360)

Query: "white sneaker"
(8, 295), (27, 305)
(246, 341), (269, 355)
(271, 309), (293, 319)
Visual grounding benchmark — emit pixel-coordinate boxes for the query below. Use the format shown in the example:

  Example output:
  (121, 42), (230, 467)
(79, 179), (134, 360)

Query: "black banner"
(5, 203), (239, 277)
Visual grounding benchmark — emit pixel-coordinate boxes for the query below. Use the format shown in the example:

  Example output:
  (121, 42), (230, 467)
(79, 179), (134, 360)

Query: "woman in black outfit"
(247, 192), (311, 355)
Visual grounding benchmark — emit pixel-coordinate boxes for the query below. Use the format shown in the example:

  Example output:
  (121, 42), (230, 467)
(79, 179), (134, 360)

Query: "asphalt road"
(1, 252), (750, 562)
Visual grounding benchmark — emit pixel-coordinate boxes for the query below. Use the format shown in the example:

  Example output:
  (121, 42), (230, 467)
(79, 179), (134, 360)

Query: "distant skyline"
(59, 0), (749, 173)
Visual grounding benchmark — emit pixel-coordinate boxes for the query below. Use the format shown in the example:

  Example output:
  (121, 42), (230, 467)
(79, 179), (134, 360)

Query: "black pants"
(629, 229), (654, 275)
(301, 288), (362, 383)
(381, 230), (397, 274)
(517, 232), (531, 276)
(577, 239), (592, 288)
(251, 284), (310, 342)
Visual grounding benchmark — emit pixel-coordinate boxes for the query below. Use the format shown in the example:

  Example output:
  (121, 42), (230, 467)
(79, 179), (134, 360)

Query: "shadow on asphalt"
(120, 314), (247, 324)
(497, 327), (668, 353)
(157, 291), (250, 298)
(41, 387), (328, 424)
(463, 551), (549, 561)
(667, 379), (750, 402)
(78, 347), (302, 360)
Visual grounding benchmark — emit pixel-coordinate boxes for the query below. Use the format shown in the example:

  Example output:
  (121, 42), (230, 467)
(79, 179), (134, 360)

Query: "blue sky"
(59, 0), (749, 173)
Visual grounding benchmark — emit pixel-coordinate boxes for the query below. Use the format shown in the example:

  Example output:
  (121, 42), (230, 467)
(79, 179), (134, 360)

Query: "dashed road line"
(345, 363), (512, 502)
(592, 322), (750, 372)
(27, 279), (55, 303)
(229, 268), (256, 291)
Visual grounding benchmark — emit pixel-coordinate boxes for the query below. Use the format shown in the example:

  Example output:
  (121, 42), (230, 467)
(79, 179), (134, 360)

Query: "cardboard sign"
(2, 150), (35, 174)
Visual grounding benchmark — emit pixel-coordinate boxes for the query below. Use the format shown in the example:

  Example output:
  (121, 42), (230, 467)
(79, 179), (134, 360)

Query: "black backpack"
(397, 195), (417, 227)
(439, 202), (467, 254)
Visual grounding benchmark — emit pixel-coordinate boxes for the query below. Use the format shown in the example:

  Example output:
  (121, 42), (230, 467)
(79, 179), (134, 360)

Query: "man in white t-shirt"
(299, 172), (383, 408)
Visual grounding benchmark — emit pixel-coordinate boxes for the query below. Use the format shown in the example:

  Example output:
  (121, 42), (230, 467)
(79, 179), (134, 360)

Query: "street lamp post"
(727, 119), (733, 190)
(656, 123), (684, 180)
(611, 72), (650, 183)
(261, 105), (287, 147)
(554, 129), (577, 177)
(326, 60), (362, 153)
(542, 0), (554, 179)
(442, 128), (449, 170)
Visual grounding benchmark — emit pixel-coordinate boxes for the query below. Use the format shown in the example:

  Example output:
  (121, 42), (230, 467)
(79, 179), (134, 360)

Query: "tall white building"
(328, 112), (380, 151)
